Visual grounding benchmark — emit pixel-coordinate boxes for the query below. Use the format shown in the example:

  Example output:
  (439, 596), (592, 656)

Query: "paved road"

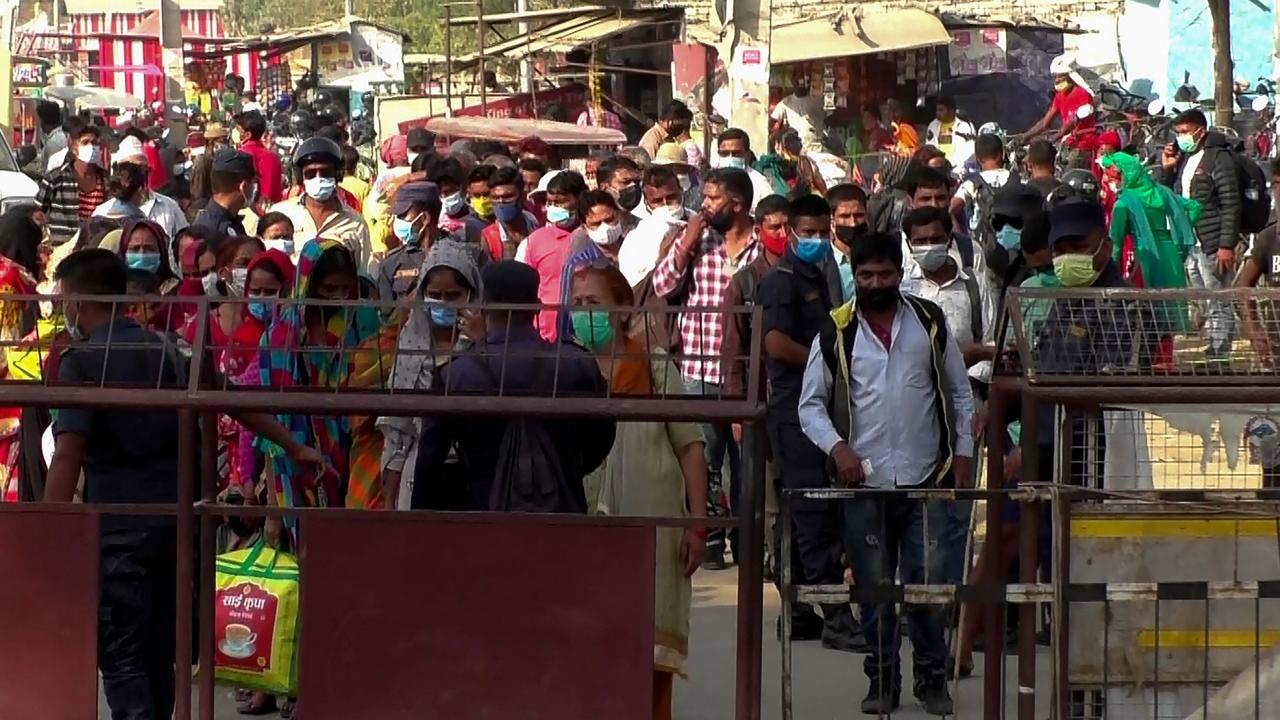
(101, 566), (1049, 719)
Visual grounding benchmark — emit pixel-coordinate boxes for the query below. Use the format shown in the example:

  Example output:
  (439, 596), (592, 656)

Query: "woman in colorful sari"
(567, 253), (708, 720)
(0, 209), (40, 501)
(259, 239), (381, 540)
(1100, 151), (1201, 367)
(377, 239), (483, 509)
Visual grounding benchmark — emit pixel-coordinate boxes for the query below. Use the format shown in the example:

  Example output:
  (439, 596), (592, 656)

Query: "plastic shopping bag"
(212, 539), (300, 694)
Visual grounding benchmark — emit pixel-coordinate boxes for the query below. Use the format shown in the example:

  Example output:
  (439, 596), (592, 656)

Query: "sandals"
(235, 692), (278, 716)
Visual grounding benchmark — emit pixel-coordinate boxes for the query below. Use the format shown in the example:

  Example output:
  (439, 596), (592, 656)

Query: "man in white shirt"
(925, 96), (976, 171)
(93, 136), (189, 251)
(798, 231), (973, 716)
(716, 128), (776, 215)
(619, 165), (687, 287)
(268, 137), (372, 268)
(770, 76), (825, 151)
(950, 134), (1011, 239)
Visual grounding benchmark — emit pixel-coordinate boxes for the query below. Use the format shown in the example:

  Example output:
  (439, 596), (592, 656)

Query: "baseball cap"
(651, 142), (692, 168)
(211, 148), (256, 177)
(391, 182), (441, 216)
(533, 169), (562, 196)
(1048, 201), (1106, 247)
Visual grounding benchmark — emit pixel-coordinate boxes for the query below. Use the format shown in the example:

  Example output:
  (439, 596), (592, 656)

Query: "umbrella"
(422, 116), (626, 146)
(43, 85), (143, 111)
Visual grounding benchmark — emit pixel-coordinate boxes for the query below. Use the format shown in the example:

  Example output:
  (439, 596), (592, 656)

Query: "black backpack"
(1228, 150), (1272, 234)
(868, 188), (909, 236)
(970, 173), (998, 253)
(483, 358), (585, 514)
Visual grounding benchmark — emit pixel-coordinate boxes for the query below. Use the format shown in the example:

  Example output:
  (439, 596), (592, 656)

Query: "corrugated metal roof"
(63, 0), (223, 14)
(453, 9), (681, 68)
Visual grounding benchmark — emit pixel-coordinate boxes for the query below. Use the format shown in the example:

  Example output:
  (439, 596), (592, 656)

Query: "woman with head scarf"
(1101, 151), (1200, 366)
(259, 239), (381, 535)
(566, 257), (708, 719)
(377, 239), (483, 509)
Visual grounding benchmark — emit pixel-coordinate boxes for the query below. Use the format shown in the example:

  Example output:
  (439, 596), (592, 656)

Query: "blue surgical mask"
(546, 205), (574, 228)
(393, 216), (420, 245)
(427, 300), (458, 327)
(721, 156), (747, 170)
(997, 225), (1022, 250)
(793, 235), (831, 264)
(442, 192), (465, 216)
(304, 176), (337, 201)
(247, 301), (273, 322)
(494, 200), (521, 223)
(126, 251), (161, 273)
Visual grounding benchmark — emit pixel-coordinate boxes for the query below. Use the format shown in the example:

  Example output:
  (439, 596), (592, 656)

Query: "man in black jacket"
(1160, 108), (1241, 359)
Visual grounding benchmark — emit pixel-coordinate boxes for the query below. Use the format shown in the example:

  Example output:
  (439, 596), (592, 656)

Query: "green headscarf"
(1101, 151), (1163, 210)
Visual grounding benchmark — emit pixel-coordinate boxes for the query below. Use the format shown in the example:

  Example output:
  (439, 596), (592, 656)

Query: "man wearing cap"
(94, 136), (189, 243)
(192, 149), (256, 237)
(189, 122), (231, 210)
(233, 110), (283, 204)
(376, 181), (443, 302)
(269, 137), (373, 268)
(1021, 54), (1098, 168)
(413, 260), (615, 511)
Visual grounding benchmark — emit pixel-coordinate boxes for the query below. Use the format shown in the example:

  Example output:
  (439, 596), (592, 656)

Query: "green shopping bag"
(212, 539), (300, 694)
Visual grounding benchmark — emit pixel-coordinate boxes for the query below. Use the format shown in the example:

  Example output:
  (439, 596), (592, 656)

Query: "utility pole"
(445, 5), (453, 115)
(345, 0), (354, 16)
(477, 0), (487, 114)
(517, 0), (531, 92)
(1209, 0), (1234, 126)
(160, 0), (187, 142)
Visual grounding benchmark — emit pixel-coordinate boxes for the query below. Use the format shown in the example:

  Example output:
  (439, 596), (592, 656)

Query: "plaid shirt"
(38, 163), (104, 245)
(653, 226), (760, 383)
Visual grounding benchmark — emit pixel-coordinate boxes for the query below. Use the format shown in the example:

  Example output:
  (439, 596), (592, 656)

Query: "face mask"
(202, 271), (221, 296)
(231, 128), (244, 145)
(997, 225), (1022, 251)
(546, 205), (575, 228)
(426, 299), (458, 328)
(835, 223), (868, 245)
(494, 200), (522, 223)
(570, 309), (614, 349)
(243, 181), (259, 207)
(77, 144), (102, 166)
(913, 244), (952, 273)
(1054, 80), (1072, 93)
(470, 196), (494, 218)
(856, 285), (899, 313)
(617, 184), (642, 211)
(708, 205), (736, 233)
(720, 156), (746, 170)
(1176, 133), (1199, 153)
(266, 238), (295, 257)
(304, 176), (337, 201)
(407, 151), (420, 166)
(793, 235), (830, 264)
(760, 227), (788, 256)
(125, 251), (161, 273)
(588, 222), (623, 246)
(63, 307), (85, 341)
(247, 301), (273, 323)
(393, 216), (420, 245)
(227, 268), (248, 296)
(442, 192), (465, 215)
(651, 205), (686, 224)
(1054, 252), (1102, 287)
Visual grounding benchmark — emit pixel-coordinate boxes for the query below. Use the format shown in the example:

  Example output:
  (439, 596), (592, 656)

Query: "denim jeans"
(843, 495), (949, 682)
(941, 499), (973, 585)
(684, 377), (741, 553)
(1186, 250), (1236, 357)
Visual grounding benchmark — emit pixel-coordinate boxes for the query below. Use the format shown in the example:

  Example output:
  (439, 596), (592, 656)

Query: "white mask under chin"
(588, 222), (624, 245)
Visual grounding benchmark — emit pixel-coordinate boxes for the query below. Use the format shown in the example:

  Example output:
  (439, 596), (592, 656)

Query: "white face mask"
(227, 268), (248, 296)
(588, 222), (623, 245)
(441, 192), (465, 215)
(677, 174), (692, 191)
(304, 176), (337, 202)
(77, 144), (102, 167)
(265, 237), (295, 257)
(407, 151), (420, 166)
(650, 205), (686, 224)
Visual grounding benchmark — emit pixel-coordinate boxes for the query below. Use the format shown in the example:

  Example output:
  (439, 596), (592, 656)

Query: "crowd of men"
(10, 56), (1280, 717)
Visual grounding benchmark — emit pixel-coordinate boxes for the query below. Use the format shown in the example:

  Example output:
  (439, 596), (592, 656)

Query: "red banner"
(398, 84), (590, 135)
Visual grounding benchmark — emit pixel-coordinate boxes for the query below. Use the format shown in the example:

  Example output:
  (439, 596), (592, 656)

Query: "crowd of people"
(3, 66), (1277, 718)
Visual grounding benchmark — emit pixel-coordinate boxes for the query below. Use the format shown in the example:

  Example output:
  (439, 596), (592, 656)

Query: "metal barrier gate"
(0, 295), (769, 720)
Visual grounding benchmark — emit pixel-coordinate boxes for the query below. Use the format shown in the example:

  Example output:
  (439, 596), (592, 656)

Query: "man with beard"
(799, 231), (973, 716)
(653, 167), (761, 569)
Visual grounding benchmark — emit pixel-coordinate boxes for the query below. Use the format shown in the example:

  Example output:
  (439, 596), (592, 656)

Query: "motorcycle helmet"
(293, 136), (343, 171)
(289, 109), (314, 136)
(1050, 168), (1102, 207)
(978, 121), (1004, 138)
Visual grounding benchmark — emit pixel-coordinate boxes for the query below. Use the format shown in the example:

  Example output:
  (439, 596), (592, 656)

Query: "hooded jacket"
(1160, 131), (1241, 255)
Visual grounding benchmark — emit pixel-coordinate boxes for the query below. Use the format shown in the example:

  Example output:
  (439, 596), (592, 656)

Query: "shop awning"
(769, 7), (950, 64)
(454, 10), (680, 68)
(423, 116), (626, 145)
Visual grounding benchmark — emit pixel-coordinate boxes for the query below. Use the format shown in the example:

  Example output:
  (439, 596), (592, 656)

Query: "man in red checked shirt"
(1020, 54), (1098, 170)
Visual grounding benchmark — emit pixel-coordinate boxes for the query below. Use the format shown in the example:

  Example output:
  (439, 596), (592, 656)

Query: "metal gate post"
(780, 490), (793, 720)
(735, 417), (766, 720)
(1017, 395), (1041, 720)
(198, 411), (218, 720)
(175, 409), (195, 720)
(983, 386), (1008, 720)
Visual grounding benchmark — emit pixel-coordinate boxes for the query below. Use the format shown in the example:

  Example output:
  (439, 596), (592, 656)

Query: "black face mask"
(835, 223), (869, 245)
(856, 285), (899, 313)
(617, 184), (642, 212)
(708, 205), (737, 233)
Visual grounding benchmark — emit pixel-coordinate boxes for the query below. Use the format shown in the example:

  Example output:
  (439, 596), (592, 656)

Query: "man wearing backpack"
(798, 232), (974, 716)
(414, 261), (616, 512)
(950, 134), (1011, 250)
(1160, 109), (1245, 361)
(757, 195), (861, 652)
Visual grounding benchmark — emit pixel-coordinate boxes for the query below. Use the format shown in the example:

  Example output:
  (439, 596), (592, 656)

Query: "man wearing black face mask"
(799, 231), (974, 715)
(653, 167), (761, 569)
(596, 155), (643, 213)
(826, 183), (869, 304)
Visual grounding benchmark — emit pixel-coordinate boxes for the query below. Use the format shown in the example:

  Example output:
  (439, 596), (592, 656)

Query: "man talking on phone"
(1160, 108), (1241, 362)
(798, 231), (974, 715)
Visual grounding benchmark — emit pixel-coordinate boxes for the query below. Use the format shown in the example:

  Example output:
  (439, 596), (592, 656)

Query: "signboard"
(12, 61), (46, 87)
(397, 84), (589, 133)
(949, 28), (1008, 76)
(320, 23), (405, 88)
(730, 44), (769, 85)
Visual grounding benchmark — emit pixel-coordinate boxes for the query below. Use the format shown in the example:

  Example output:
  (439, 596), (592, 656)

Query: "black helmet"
(293, 136), (342, 169)
(1052, 168), (1101, 206)
(289, 109), (313, 135)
